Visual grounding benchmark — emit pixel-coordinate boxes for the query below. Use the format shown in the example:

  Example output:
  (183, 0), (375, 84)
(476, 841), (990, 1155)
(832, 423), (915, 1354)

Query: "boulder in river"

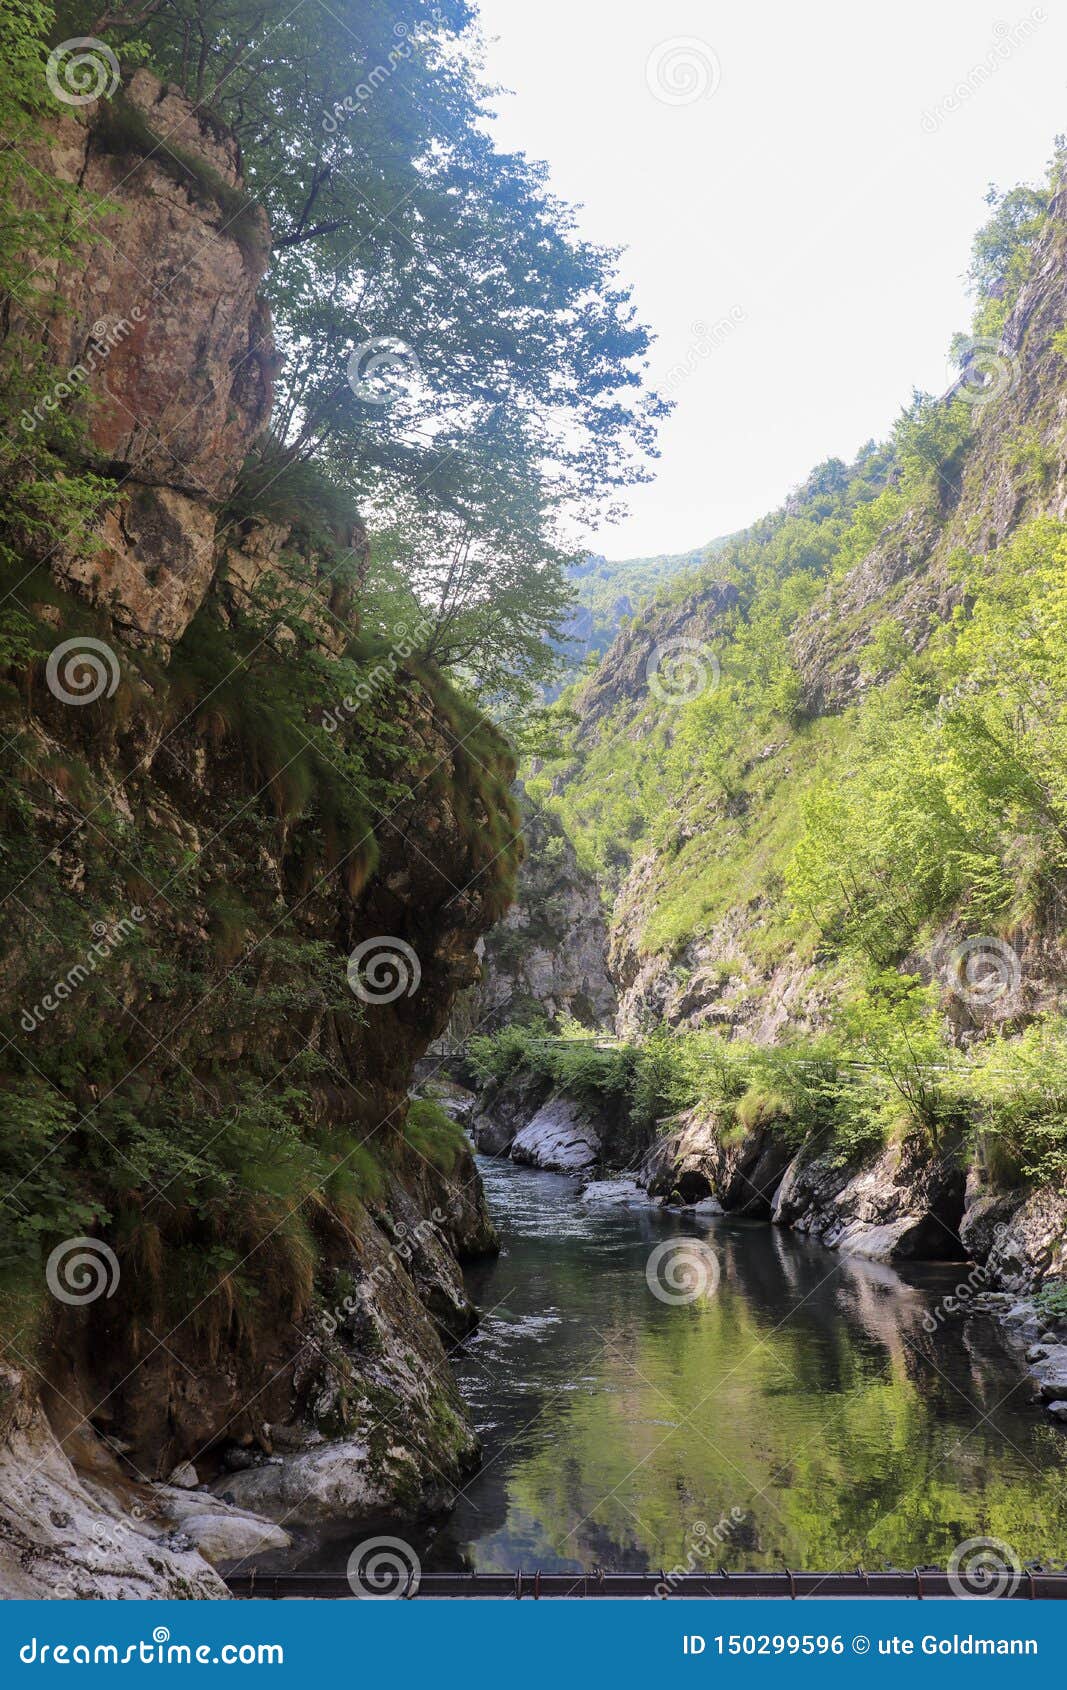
(511, 1095), (602, 1171)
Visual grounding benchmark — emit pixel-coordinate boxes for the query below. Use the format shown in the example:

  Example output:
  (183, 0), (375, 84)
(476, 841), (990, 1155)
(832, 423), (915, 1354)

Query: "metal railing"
(224, 1569), (1067, 1600)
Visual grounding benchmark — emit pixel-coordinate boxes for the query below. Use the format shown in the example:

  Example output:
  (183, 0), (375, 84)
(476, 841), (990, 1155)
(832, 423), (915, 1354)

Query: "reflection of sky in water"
(292, 1155), (1067, 1575)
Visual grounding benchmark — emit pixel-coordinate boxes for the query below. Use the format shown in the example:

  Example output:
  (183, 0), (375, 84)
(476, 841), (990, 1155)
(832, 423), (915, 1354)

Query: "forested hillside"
(516, 151), (1067, 1197)
(550, 539), (729, 686)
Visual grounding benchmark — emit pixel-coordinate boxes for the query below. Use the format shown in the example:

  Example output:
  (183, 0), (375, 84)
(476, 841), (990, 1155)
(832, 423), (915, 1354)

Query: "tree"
(54, 0), (668, 707)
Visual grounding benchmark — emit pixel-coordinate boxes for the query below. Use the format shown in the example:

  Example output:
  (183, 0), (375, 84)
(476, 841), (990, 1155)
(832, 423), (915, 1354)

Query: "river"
(298, 1155), (1067, 1574)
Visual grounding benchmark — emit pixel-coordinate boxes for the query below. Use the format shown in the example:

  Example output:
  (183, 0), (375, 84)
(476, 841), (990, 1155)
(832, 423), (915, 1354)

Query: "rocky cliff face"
(791, 180), (1067, 718)
(561, 581), (739, 743)
(0, 76), (518, 1595)
(0, 1366), (230, 1599)
(446, 792), (616, 1040)
(546, 175), (1067, 1045)
(12, 70), (274, 646)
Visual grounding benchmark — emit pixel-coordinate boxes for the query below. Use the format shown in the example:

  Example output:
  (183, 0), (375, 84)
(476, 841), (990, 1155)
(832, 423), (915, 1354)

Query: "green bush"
(468, 994), (1067, 1174)
(1033, 1282), (1067, 1324)
(404, 1099), (468, 1176)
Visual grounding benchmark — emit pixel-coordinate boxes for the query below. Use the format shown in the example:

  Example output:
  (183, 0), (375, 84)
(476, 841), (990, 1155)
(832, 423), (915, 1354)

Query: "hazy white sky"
(474, 0), (1067, 558)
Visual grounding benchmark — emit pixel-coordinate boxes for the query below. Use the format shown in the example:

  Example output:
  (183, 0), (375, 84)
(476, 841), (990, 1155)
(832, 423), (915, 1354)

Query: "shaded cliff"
(0, 73), (520, 1594)
(444, 790), (616, 1042)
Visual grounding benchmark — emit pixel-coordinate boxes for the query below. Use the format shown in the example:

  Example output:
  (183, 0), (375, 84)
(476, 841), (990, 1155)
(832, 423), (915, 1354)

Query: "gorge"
(1, 0), (1066, 1603)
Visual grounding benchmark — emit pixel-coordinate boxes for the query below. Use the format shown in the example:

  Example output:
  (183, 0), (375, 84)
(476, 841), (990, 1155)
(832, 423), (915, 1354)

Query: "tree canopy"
(50, 0), (667, 713)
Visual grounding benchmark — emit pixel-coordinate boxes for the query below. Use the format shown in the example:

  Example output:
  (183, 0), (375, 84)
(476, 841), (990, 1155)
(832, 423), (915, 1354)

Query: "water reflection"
(297, 1156), (1067, 1574)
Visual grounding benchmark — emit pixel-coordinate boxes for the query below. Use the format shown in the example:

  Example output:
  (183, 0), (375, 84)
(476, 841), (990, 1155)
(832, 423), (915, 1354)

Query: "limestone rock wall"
(9, 70), (274, 644)
(446, 792), (616, 1038)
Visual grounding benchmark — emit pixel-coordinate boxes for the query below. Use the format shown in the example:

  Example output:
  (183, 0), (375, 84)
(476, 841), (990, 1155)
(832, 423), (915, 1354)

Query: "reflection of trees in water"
(278, 1162), (1067, 1575)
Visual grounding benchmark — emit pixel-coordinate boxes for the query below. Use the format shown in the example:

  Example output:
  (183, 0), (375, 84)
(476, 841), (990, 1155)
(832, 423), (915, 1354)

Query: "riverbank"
(445, 1057), (1067, 1434)
(0, 1134), (500, 1599)
(252, 1152), (1067, 1577)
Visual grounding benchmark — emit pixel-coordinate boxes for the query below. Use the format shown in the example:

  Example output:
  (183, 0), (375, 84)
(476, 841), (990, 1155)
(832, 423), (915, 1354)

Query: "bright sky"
(474, 0), (1067, 558)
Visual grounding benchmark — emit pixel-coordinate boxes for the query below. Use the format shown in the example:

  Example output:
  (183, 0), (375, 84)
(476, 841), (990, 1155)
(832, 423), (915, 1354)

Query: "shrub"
(404, 1099), (468, 1176)
(1033, 1282), (1067, 1324)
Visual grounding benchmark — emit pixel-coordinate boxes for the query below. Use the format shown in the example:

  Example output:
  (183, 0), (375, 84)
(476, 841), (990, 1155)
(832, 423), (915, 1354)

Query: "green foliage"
(224, 448), (363, 553)
(965, 1020), (1067, 1185)
(788, 519), (1067, 964)
(466, 1020), (550, 1084)
(404, 1098), (467, 1175)
(833, 972), (958, 1144)
(169, 597), (381, 856)
(376, 507), (575, 722)
(949, 143), (1065, 352)
(892, 392), (973, 505)
(470, 1023), (876, 1163)
(49, 0), (667, 709)
(959, 176), (1056, 340)
(542, 446), (892, 910)
(548, 541), (732, 694)
(0, 0), (115, 568)
(468, 1021), (636, 1108)
(0, 550), (519, 1314)
(325, 1144), (388, 1216)
(472, 998), (1067, 1185)
(858, 616), (909, 680)
(1033, 1281), (1067, 1323)
(1008, 429), (1058, 494)
(0, 1084), (100, 1261)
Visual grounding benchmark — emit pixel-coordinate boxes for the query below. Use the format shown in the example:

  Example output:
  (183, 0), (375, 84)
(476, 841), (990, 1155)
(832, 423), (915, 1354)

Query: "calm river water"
(299, 1154), (1067, 1574)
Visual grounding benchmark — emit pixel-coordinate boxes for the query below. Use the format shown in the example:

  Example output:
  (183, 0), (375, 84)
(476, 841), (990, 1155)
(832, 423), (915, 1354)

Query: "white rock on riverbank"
(511, 1096), (601, 1171)
(213, 1438), (428, 1527)
(154, 1486), (292, 1564)
(579, 1177), (652, 1207)
(0, 1367), (226, 1599)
